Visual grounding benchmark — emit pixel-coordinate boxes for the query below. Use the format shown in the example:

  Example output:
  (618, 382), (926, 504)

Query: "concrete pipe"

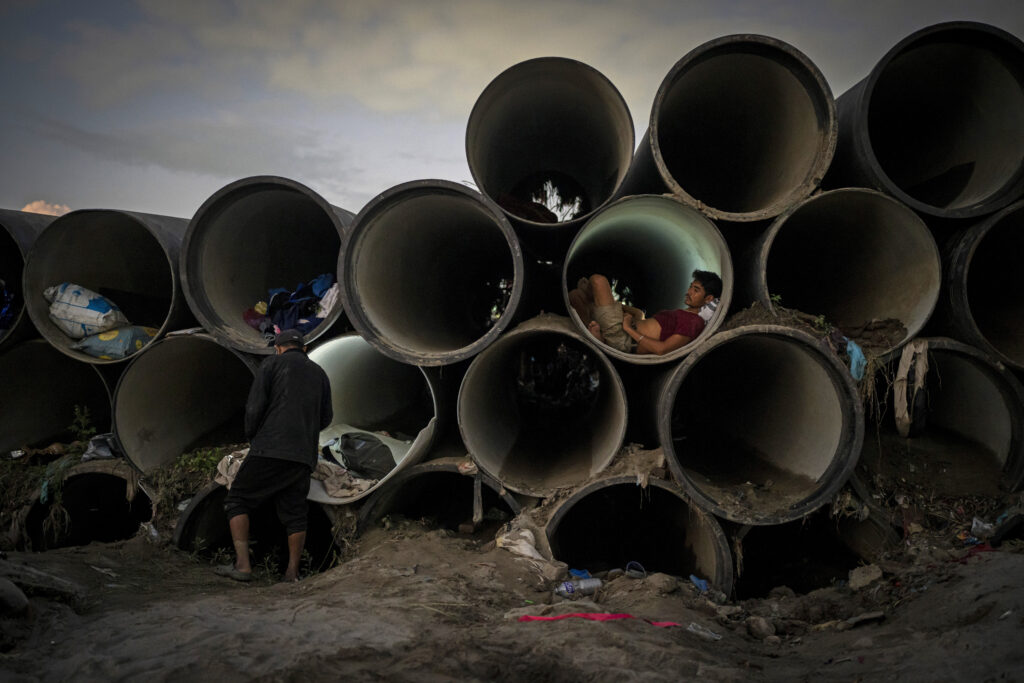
(857, 337), (1024, 495)
(25, 459), (151, 550)
(306, 333), (444, 505)
(620, 34), (836, 222)
(181, 176), (355, 354)
(659, 324), (864, 525)
(744, 188), (941, 355)
(936, 199), (1024, 370)
(355, 457), (521, 536)
(466, 57), (634, 261)
(113, 333), (258, 474)
(545, 476), (733, 594)
(22, 209), (194, 364)
(458, 314), (627, 497)
(174, 482), (339, 575)
(341, 179), (524, 366)
(0, 340), (111, 453)
(562, 194), (733, 365)
(828, 22), (1024, 219)
(0, 209), (55, 349)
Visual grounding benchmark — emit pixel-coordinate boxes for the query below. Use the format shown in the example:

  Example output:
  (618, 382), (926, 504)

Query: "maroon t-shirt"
(652, 309), (705, 341)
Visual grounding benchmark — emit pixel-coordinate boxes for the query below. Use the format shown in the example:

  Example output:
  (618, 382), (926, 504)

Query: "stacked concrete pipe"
(306, 333), (446, 505)
(466, 57), (635, 261)
(458, 314), (627, 497)
(113, 333), (258, 474)
(0, 340), (111, 453)
(181, 176), (354, 354)
(22, 209), (194, 364)
(620, 34), (837, 222)
(741, 188), (942, 355)
(0, 209), (55, 349)
(562, 194), (733, 365)
(658, 324), (864, 525)
(828, 22), (1024, 219)
(545, 476), (734, 594)
(341, 179), (525, 366)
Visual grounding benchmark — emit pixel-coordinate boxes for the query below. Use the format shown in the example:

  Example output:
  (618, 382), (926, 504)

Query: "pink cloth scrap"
(518, 613), (680, 628)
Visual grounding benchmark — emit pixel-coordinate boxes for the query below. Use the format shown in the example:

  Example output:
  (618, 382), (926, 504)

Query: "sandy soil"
(2, 510), (1022, 682)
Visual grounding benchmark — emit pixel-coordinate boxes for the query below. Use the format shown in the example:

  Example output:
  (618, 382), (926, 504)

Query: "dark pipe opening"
(26, 473), (153, 550)
(177, 486), (338, 575)
(0, 228), (23, 343)
(966, 204), (1024, 366)
(733, 512), (862, 599)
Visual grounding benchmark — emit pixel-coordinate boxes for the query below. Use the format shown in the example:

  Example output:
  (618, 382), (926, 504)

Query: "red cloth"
(518, 613), (680, 628)
(652, 309), (705, 341)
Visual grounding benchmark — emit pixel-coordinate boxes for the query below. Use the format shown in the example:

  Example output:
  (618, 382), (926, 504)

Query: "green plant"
(70, 405), (97, 443)
(812, 313), (833, 334)
(770, 293), (782, 305)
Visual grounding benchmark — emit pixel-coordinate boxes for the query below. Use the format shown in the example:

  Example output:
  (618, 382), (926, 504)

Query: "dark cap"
(274, 329), (305, 347)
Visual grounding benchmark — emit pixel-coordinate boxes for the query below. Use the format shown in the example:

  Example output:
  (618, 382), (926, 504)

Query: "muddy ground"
(1, 496), (1022, 682)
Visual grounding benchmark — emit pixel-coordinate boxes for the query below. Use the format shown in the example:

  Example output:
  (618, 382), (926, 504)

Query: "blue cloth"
(847, 340), (867, 380)
(689, 574), (708, 592)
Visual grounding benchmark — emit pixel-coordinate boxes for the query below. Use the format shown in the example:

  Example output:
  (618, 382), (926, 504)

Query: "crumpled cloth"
(214, 448), (251, 489)
(894, 339), (929, 438)
(518, 613), (680, 628)
(312, 459), (376, 498)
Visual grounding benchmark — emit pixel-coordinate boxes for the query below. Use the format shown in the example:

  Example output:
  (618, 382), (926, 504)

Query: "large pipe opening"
(341, 180), (524, 366)
(858, 338), (1024, 496)
(545, 477), (733, 593)
(563, 195), (733, 365)
(660, 325), (863, 524)
(832, 22), (1024, 218)
(466, 57), (634, 260)
(0, 209), (53, 348)
(307, 334), (442, 504)
(22, 209), (192, 363)
(458, 315), (627, 496)
(625, 34), (836, 222)
(0, 340), (111, 453)
(113, 334), (256, 474)
(175, 483), (338, 576)
(181, 176), (354, 354)
(754, 188), (940, 353)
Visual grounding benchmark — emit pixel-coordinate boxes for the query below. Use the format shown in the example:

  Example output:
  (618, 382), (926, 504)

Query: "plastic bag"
(45, 282), (129, 339)
(71, 325), (157, 359)
(334, 433), (395, 480)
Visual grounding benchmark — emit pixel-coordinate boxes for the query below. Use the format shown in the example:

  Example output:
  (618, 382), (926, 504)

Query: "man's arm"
(244, 363), (272, 440)
(319, 372), (333, 431)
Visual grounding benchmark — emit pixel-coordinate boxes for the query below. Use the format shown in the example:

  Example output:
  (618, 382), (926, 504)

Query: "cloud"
(20, 200), (71, 216)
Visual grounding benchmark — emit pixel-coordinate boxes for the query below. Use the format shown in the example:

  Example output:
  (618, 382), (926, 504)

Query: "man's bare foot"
(576, 277), (592, 297)
(587, 320), (605, 342)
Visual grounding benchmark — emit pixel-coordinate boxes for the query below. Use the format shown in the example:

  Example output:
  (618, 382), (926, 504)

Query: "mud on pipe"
(828, 21), (1024, 218)
(658, 324), (864, 525)
(620, 34), (836, 222)
(341, 180), (524, 366)
(466, 57), (635, 261)
(0, 209), (55, 349)
(22, 209), (195, 364)
(458, 314), (627, 497)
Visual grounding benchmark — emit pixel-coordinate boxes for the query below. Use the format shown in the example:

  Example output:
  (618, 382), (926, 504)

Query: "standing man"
(216, 329), (332, 583)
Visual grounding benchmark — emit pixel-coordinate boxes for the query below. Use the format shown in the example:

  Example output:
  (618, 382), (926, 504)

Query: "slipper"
(214, 564), (252, 582)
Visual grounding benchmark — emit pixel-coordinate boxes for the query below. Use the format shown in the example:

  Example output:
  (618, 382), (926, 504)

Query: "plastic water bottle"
(554, 578), (603, 598)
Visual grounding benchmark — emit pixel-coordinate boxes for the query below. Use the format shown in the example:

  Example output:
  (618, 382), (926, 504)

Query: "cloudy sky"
(1, 0), (1021, 219)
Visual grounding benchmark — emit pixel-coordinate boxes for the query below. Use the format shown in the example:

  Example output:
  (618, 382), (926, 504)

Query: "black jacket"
(245, 348), (333, 468)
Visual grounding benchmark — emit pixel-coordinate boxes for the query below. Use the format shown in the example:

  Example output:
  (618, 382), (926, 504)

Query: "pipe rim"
(0, 210), (53, 349)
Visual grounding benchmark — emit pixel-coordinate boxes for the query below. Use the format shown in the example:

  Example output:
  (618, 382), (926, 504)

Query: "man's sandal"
(214, 564), (253, 582)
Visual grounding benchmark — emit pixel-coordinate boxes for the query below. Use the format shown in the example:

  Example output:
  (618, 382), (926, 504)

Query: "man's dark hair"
(692, 270), (723, 299)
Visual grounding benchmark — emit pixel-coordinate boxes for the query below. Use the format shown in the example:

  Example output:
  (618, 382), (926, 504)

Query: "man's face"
(684, 280), (712, 308)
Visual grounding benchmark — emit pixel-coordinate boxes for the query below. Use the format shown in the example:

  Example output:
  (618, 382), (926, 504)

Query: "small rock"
(764, 635), (782, 646)
(849, 564), (883, 590)
(646, 573), (678, 594)
(606, 568), (624, 580)
(746, 615), (776, 639)
(767, 586), (796, 600)
(716, 604), (744, 619)
(0, 577), (29, 616)
(853, 636), (874, 649)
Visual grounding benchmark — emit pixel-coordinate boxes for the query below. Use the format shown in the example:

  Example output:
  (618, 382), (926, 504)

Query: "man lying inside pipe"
(216, 328), (333, 583)
(569, 270), (721, 355)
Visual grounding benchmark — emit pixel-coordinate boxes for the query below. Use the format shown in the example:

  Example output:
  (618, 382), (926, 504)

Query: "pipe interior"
(670, 336), (843, 515)
(764, 191), (938, 343)
(467, 60), (633, 223)
(967, 206), (1024, 365)
(178, 486), (337, 574)
(24, 213), (172, 354)
(26, 473), (152, 550)
(364, 471), (515, 537)
(189, 186), (341, 349)
(0, 227), (23, 341)
(548, 482), (724, 581)
(657, 47), (830, 215)
(861, 349), (1013, 496)
(309, 335), (434, 438)
(115, 337), (253, 473)
(733, 511), (862, 599)
(564, 196), (730, 317)
(0, 341), (111, 452)
(460, 332), (624, 494)
(868, 33), (1024, 210)
(352, 190), (515, 354)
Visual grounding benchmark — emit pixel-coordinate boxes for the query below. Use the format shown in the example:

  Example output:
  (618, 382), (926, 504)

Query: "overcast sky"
(1, 0), (1021, 219)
